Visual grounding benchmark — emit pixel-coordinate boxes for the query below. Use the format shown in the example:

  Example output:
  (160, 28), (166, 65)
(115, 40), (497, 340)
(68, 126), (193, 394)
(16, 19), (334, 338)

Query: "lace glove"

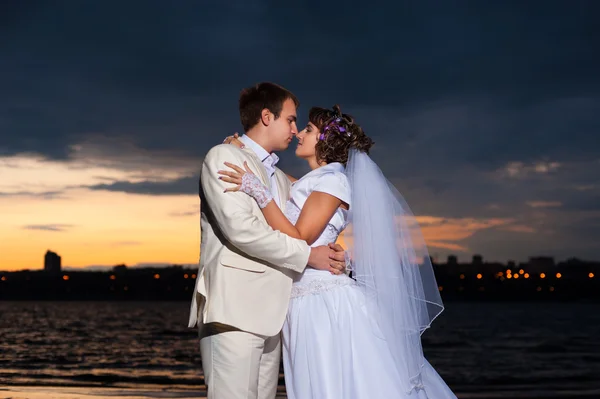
(240, 172), (273, 208)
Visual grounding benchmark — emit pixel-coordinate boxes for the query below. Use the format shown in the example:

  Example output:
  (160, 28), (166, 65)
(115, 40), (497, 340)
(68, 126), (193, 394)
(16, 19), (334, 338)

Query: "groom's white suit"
(189, 142), (311, 399)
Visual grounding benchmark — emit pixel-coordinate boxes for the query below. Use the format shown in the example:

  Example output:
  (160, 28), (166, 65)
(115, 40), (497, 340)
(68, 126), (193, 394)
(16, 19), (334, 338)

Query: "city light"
(3, 249), (598, 302)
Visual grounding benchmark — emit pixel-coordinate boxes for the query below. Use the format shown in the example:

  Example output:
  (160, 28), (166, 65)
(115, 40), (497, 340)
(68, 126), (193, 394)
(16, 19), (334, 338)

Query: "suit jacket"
(188, 144), (311, 337)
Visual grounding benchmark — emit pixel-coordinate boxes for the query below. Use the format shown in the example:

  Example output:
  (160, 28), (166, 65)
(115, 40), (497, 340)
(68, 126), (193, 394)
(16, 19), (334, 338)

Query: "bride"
(218, 105), (457, 399)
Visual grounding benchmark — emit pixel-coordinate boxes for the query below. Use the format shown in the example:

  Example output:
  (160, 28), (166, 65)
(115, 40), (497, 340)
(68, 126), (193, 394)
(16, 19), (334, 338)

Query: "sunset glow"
(1, 153), (199, 271)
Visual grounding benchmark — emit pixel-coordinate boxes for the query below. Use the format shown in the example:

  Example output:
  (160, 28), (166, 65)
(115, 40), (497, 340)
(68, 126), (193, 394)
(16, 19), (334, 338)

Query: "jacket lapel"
(274, 170), (289, 210)
(241, 147), (270, 188)
(240, 147), (291, 208)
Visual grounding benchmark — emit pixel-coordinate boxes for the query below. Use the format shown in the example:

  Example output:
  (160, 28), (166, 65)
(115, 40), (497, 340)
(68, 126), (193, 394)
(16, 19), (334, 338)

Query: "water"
(1, 301), (599, 398)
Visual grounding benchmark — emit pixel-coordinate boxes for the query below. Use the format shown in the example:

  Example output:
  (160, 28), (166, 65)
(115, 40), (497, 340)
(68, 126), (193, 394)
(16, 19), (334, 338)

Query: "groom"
(189, 82), (347, 399)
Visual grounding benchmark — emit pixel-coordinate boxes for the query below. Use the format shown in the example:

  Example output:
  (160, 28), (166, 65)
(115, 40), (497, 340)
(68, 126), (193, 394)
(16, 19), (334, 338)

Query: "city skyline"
(1, 2), (599, 271)
(2, 246), (595, 273)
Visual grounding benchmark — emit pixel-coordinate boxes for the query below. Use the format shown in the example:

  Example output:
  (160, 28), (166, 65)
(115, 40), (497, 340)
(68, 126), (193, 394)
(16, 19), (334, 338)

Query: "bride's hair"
(309, 105), (374, 165)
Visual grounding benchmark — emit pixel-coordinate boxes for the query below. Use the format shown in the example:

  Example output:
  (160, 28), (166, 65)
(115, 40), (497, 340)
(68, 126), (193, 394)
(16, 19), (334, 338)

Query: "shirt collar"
(239, 135), (279, 172)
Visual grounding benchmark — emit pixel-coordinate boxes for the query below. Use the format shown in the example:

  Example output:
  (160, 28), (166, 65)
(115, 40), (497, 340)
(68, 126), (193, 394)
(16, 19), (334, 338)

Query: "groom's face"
(268, 98), (298, 152)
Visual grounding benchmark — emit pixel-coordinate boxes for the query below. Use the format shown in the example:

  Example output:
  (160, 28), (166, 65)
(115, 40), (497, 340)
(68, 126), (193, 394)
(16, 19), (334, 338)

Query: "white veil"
(344, 148), (444, 394)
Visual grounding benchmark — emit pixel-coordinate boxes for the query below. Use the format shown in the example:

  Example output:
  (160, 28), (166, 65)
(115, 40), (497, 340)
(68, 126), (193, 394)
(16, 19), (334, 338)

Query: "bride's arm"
(218, 162), (345, 246)
(259, 192), (342, 245)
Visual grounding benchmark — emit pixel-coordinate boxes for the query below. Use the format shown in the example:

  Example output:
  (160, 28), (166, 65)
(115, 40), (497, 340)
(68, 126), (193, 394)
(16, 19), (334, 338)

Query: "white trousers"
(200, 323), (281, 399)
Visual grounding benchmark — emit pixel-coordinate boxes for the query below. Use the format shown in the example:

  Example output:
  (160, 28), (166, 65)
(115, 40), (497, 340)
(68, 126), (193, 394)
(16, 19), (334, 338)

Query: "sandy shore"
(4, 386), (600, 399)
(0, 386), (289, 399)
(0, 387), (202, 399)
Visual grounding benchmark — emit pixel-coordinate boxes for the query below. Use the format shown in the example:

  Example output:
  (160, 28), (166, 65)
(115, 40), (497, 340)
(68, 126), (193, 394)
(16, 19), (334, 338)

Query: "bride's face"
(295, 122), (320, 160)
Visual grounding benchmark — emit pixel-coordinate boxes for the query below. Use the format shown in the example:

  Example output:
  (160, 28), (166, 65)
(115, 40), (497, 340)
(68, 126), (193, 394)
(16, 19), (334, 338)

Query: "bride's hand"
(222, 132), (245, 149)
(218, 161), (255, 192)
(218, 162), (274, 208)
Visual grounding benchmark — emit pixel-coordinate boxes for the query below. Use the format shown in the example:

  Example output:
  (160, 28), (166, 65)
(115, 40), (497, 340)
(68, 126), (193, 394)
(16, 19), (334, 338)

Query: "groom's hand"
(307, 245), (346, 275)
(328, 243), (347, 270)
(329, 243), (352, 271)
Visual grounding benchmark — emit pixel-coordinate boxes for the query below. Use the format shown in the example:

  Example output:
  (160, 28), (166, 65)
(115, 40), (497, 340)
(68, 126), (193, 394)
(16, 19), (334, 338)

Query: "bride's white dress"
(281, 162), (457, 399)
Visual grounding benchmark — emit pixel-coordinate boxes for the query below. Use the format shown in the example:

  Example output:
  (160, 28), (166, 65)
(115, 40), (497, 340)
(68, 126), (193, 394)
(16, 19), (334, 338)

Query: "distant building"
(562, 257), (584, 266)
(113, 264), (127, 273)
(447, 255), (458, 265)
(472, 254), (483, 265)
(44, 250), (61, 273)
(528, 256), (555, 272)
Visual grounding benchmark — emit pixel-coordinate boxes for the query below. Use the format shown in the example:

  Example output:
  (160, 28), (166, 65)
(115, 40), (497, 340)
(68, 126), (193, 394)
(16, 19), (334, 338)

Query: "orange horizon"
(1, 213), (519, 272)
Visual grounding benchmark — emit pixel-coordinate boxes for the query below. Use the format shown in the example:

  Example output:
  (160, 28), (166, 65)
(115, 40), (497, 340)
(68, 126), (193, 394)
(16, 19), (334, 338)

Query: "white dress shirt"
(238, 134), (281, 207)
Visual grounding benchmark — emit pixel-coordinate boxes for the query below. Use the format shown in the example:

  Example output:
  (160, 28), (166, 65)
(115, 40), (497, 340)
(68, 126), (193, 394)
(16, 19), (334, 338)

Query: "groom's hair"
(239, 82), (299, 132)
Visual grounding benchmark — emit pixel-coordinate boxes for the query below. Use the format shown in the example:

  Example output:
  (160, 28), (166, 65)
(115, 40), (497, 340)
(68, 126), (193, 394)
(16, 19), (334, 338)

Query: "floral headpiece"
(319, 113), (351, 141)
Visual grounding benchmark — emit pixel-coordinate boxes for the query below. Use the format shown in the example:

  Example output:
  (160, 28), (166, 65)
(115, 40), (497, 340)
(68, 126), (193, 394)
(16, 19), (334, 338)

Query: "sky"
(1, 1), (599, 271)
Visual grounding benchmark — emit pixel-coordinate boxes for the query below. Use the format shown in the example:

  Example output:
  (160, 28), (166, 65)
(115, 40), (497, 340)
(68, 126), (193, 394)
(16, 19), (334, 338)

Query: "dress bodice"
(283, 200), (346, 248)
(282, 163), (356, 297)
(283, 163), (350, 247)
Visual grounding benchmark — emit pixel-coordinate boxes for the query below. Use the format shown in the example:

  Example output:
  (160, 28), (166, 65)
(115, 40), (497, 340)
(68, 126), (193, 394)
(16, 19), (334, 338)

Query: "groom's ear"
(260, 108), (271, 126)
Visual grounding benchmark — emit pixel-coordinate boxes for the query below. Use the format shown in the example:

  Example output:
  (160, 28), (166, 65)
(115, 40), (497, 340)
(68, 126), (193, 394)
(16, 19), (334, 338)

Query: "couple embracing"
(189, 82), (456, 399)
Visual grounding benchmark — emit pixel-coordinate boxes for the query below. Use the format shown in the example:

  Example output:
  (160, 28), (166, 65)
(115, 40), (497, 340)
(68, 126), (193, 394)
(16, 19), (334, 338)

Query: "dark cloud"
(169, 209), (200, 218)
(0, 190), (66, 200)
(463, 211), (600, 263)
(2, 1), (599, 260)
(2, 1), (598, 158)
(23, 224), (74, 232)
(85, 176), (197, 196)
